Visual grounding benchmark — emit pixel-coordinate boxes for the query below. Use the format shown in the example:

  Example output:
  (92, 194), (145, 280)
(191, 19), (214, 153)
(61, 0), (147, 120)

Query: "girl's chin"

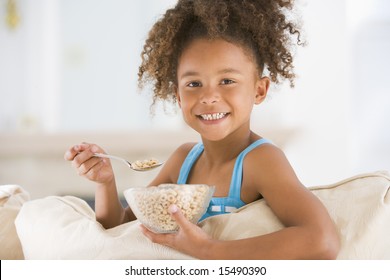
(197, 131), (229, 142)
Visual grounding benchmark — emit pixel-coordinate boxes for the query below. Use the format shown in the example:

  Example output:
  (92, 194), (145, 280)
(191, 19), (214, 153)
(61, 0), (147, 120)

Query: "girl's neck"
(200, 129), (260, 166)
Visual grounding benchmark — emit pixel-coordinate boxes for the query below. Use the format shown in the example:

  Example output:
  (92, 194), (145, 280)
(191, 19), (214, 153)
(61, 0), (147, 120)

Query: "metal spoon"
(93, 153), (163, 171)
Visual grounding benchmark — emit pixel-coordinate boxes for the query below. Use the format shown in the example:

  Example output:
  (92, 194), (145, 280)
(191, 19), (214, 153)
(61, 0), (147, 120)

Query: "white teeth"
(200, 113), (227, 121)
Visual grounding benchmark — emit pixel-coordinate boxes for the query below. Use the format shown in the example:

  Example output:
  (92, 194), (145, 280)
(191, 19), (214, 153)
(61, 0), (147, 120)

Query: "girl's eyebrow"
(179, 68), (243, 79)
(218, 68), (243, 75)
(179, 71), (199, 79)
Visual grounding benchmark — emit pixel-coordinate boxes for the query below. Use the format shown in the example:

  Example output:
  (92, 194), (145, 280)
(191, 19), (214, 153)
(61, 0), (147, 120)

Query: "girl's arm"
(247, 145), (340, 259)
(65, 142), (196, 229)
(141, 145), (340, 259)
(64, 143), (129, 228)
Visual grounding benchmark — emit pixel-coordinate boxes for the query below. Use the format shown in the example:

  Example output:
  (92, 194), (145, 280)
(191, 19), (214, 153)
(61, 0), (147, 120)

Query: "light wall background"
(0, 0), (389, 199)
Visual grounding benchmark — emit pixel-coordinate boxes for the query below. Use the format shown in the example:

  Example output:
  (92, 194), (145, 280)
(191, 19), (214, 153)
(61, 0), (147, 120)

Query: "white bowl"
(124, 184), (215, 233)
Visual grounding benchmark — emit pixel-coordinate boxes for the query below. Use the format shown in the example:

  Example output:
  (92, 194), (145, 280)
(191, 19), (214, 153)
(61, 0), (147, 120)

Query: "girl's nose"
(200, 86), (220, 104)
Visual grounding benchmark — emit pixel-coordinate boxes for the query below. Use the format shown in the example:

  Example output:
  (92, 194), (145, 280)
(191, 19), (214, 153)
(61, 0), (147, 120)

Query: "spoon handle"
(93, 153), (132, 167)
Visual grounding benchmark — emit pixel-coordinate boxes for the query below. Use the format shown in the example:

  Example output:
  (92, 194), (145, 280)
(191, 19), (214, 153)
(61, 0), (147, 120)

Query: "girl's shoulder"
(243, 140), (304, 194)
(164, 142), (199, 165)
(243, 141), (293, 179)
(245, 140), (284, 162)
(174, 142), (199, 159)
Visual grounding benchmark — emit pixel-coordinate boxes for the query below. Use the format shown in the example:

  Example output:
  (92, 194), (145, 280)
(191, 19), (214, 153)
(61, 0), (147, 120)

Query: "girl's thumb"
(168, 204), (188, 227)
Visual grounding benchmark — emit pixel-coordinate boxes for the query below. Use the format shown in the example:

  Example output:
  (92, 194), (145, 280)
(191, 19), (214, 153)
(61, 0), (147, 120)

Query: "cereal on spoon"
(132, 158), (160, 170)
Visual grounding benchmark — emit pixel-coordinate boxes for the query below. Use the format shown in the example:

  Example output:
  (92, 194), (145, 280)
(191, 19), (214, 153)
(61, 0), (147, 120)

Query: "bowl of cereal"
(124, 184), (215, 233)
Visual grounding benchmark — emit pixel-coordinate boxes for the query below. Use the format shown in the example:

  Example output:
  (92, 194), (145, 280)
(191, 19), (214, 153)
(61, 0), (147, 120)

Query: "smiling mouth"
(197, 112), (229, 121)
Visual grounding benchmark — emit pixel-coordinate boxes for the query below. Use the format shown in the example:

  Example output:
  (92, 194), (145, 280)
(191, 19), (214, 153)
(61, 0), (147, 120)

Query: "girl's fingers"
(64, 146), (78, 161)
(64, 142), (113, 183)
(71, 144), (101, 169)
(141, 206), (193, 246)
(140, 225), (175, 247)
(168, 205), (191, 230)
(77, 156), (103, 175)
(64, 143), (91, 161)
(85, 159), (106, 180)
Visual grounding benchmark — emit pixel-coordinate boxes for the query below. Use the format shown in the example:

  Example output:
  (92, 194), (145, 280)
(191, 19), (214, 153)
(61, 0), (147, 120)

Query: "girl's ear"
(174, 85), (182, 108)
(254, 77), (270, 105)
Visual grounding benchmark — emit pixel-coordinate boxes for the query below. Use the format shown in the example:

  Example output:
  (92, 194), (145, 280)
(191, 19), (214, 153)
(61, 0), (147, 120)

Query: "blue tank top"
(177, 138), (272, 221)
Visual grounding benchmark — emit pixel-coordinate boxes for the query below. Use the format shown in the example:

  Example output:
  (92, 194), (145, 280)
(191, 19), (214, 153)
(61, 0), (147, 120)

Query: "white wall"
(1, 0), (389, 198)
(287, 0), (351, 185)
(345, 0), (390, 176)
(58, 0), (182, 132)
(252, 0), (350, 186)
(0, 0), (181, 133)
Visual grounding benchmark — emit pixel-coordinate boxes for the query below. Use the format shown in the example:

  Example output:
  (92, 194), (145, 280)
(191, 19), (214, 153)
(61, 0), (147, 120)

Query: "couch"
(1, 171), (389, 259)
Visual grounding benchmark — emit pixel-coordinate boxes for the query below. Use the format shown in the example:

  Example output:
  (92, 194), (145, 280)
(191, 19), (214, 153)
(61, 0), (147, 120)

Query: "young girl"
(64, 0), (340, 259)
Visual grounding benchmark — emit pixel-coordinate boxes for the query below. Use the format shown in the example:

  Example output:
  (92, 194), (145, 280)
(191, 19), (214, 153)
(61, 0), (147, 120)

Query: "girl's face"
(176, 38), (269, 142)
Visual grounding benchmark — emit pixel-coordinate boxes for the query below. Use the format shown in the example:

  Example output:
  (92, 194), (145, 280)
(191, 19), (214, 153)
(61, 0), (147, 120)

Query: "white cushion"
(14, 171), (390, 259)
(15, 196), (193, 259)
(0, 185), (29, 259)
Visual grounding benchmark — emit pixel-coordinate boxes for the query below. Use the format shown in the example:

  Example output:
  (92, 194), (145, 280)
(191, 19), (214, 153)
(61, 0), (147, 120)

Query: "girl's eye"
(220, 79), (235, 85)
(187, 81), (202, 87)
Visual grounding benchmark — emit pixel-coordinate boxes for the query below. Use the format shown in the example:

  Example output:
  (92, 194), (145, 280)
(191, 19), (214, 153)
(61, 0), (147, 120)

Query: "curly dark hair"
(138, 0), (303, 107)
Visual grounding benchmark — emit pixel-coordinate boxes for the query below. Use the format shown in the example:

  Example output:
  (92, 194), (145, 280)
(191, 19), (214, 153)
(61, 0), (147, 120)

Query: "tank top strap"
(228, 138), (272, 199)
(177, 143), (204, 184)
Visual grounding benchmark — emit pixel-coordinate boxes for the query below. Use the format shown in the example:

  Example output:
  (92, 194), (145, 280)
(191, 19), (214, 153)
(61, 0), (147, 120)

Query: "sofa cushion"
(0, 185), (29, 259)
(14, 171), (390, 259)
